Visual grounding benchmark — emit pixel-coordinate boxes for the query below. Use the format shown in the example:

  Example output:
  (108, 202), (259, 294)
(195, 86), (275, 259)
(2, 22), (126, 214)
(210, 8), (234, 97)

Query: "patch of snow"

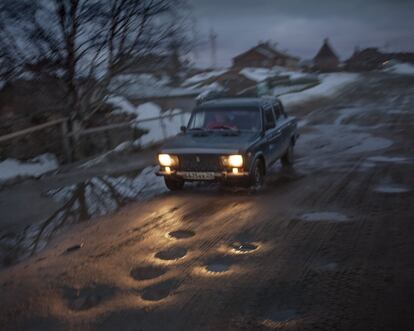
(183, 70), (227, 86)
(132, 103), (191, 147)
(107, 95), (137, 115)
(240, 67), (276, 82)
(300, 212), (350, 222)
(384, 63), (414, 75)
(195, 82), (224, 100)
(0, 153), (58, 183)
(374, 185), (411, 194)
(273, 84), (311, 96)
(280, 73), (359, 106)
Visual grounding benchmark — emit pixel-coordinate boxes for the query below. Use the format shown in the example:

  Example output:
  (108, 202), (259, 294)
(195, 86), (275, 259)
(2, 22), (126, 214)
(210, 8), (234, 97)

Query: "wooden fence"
(0, 111), (189, 163)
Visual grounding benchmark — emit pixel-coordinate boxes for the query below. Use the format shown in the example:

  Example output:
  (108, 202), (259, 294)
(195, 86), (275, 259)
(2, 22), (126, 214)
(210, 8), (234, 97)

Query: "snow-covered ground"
(183, 70), (227, 87)
(109, 98), (191, 147)
(0, 153), (58, 184)
(280, 73), (359, 106)
(384, 62), (414, 75)
(132, 103), (191, 147)
(240, 67), (309, 82)
(81, 101), (191, 168)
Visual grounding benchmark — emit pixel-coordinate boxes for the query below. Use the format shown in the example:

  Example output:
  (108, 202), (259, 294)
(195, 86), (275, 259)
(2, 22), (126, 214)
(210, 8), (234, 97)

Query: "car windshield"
(188, 107), (261, 132)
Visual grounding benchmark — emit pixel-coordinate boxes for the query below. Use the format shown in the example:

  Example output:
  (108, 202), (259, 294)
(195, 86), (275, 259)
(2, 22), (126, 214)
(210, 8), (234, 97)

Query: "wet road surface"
(0, 73), (413, 330)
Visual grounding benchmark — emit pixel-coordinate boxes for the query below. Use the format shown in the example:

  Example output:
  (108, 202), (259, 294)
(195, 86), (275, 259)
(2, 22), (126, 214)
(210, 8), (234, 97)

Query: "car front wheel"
(249, 159), (265, 190)
(164, 176), (185, 191)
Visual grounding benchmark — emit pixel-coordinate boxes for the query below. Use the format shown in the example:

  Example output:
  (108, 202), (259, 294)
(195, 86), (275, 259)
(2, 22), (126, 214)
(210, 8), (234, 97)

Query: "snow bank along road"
(1, 73), (414, 331)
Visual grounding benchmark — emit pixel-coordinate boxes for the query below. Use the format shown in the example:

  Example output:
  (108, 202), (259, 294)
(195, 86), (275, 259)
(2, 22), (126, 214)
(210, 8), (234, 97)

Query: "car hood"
(160, 131), (260, 154)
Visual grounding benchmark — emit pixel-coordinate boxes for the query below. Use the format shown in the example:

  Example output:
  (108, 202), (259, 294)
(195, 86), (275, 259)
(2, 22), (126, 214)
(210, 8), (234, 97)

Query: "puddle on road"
(230, 242), (259, 254)
(140, 278), (180, 302)
(63, 284), (117, 311)
(130, 266), (167, 281)
(205, 262), (230, 273)
(299, 212), (350, 222)
(155, 247), (187, 261)
(168, 230), (195, 240)
(203, 256), (233, 274)
(1, 166), (166, 265)
(261, 308), (300, 328)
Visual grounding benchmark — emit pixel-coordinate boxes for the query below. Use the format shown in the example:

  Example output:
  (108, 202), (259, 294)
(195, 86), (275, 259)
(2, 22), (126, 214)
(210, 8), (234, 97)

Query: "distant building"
(345, 48), (390, 71)
(232, 42), (300, 69)
(313, 38), (340, 72)
(199, 70), (257, 96)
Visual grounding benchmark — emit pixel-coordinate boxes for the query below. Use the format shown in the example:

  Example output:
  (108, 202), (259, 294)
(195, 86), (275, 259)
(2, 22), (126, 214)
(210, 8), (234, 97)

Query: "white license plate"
(181, 172), (216, 180)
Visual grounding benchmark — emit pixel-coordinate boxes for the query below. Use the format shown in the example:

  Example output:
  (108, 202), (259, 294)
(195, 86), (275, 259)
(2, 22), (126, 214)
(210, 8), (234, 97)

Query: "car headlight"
(158, 154), (178, 167)
(222, 154), (243, 168)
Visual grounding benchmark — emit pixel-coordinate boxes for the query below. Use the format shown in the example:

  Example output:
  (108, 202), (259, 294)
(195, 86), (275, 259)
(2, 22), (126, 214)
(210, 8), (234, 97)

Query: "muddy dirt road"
(1, 73), (413, 330)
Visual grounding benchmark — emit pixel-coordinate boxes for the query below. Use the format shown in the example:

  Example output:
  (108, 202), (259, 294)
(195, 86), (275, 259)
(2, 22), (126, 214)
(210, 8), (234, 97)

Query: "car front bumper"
(156, 169), (249, 181)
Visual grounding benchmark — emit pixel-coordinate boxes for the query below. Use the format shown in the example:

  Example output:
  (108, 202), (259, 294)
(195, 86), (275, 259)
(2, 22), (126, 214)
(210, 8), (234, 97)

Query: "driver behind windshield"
(206, 112), (236, 129)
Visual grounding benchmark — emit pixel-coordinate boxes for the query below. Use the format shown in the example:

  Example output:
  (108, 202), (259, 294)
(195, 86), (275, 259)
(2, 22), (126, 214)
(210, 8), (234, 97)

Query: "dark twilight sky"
(189, 0), (414, 67)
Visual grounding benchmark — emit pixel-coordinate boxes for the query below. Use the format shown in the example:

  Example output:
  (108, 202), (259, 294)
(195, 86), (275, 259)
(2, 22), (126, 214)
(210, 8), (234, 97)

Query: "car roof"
(198, 97), (281, 109)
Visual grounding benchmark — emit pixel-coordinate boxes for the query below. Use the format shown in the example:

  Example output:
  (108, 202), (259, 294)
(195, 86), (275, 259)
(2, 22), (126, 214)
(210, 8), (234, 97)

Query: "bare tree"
(0, 0), (189, 124)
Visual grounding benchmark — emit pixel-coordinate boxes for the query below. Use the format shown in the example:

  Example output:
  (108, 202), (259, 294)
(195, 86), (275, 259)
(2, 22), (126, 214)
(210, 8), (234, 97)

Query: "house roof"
(314, 39), (339, 61)
(234, 42), (299, 62)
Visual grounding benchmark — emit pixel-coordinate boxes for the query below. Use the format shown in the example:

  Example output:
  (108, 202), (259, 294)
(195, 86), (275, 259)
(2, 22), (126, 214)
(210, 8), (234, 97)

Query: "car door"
(263, 105), (280, 165)
(273, 101), (291, 157)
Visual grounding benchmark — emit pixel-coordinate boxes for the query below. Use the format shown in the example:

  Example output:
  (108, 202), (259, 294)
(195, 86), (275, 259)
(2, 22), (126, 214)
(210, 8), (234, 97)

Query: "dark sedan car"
(156, 97), (298, 190)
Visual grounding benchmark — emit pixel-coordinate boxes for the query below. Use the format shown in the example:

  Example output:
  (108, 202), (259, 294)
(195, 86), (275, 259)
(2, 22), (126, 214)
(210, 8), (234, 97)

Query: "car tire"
(281, 141), (294, 167)
(249, 159), (265, 190)
(164, 177), (184, 191)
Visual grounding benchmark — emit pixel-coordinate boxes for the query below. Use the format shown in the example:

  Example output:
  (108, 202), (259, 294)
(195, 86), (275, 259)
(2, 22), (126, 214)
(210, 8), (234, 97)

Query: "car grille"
(178, 154), (222, 172)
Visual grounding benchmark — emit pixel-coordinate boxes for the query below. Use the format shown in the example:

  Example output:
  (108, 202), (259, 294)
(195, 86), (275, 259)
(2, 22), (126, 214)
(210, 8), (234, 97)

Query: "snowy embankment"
(81, 98), (190, 168)
(182, 70), (227, 87)
(108, 97), (190, 147)
(280, 73), (359, 106)
(240, 67), (309, 82)
(384, 63), (414, 75)
(0, 153), (58, 184)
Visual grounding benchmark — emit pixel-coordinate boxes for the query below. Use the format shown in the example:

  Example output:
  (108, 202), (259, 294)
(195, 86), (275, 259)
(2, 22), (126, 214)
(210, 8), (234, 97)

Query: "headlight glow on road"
(228, 154), (243, 168)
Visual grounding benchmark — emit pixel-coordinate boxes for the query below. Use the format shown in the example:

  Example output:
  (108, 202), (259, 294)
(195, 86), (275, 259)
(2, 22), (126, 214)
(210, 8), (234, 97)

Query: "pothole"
(64, 243), (84, 254)
(155, 247), (187, 261)
(265, 309), (299, 323)
(230, 242), (258, 253)
(63, 284), (116, 311)
(140, 279), (180, 301)
(168, 230), (195, 239)
(130, 266), (167, 281)
(204, 257), (232, 273)
(205, 263), (230, 273)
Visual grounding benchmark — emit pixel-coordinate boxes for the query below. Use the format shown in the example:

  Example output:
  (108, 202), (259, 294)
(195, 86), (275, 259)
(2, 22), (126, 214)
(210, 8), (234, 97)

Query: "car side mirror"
(180, 126), (187, 133)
